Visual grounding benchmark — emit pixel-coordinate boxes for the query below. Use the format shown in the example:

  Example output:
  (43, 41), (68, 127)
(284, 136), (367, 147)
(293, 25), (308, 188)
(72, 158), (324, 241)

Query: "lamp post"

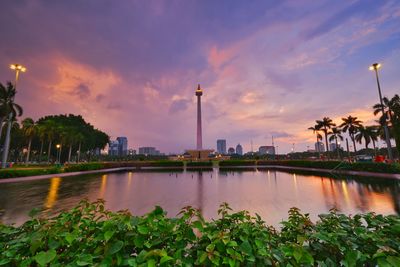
(369, 63), (393, 161)
(56, 144), (61, 163)
(1, 64), (26, 168)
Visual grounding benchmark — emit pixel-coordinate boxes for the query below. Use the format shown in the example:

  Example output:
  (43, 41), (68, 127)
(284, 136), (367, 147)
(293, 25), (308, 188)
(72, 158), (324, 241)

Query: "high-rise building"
(108, 140), (119, 156)
(216, 139), (227, 154)
(329, 143), (340, 151)
(228, 147), (235, 155)
(315, 142), (325, 152)
(259, 146), (275, 155)
(116, 137), (128, 156)
(235, 144), (243, 155)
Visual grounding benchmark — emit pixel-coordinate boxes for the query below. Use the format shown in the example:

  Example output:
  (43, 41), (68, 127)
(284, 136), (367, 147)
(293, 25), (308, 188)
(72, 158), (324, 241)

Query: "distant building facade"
(216, 139), (227, 154)
(108, 137), (128, 156)
(259, 146), (275, 155)
(138, 147), (161, 156)
(315, 142), (325, 152)
(128, 149), (136, 155)
(236, 144), (243, 155)
(228, 147), (235, 155)
(108, 140), (119, 156)
(329, 143), (340, 151)
(116, 137), (128, 156)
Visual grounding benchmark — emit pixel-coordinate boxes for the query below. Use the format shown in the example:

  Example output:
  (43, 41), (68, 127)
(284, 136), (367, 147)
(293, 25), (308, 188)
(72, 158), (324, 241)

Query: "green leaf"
(387, 256), (400, 266)
(147, 259), (156, 267)
(0, 259), (11, 266)
(108, 240), (124, 255)
(104, 230), (115, 242)
(65, 232), (75, 244)
(76, 254), (93, 266)
(240, 240), (253, 256)
(138, 225), (149, 235)
(227, 241), (238, 247)
(160, 255), (173, 264)
(35, 249), (57, 266)
(198, 251), (207, 264)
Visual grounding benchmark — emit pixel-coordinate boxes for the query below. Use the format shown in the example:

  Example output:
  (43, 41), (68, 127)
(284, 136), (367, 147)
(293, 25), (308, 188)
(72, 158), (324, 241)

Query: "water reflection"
(0, 170), (399, 226)
(44, 177), (61, 209)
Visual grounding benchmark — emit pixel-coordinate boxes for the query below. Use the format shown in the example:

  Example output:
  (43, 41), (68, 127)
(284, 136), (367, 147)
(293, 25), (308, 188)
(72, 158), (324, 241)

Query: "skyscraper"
(216, 139), (227, 154)
(116, 137), (128, 156)
(236, 144), (243, 155)
(108, 140), (119, 156)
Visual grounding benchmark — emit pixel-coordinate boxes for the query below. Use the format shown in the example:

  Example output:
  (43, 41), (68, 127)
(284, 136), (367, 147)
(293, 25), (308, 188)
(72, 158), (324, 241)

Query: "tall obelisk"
(195, 84), (203, 150)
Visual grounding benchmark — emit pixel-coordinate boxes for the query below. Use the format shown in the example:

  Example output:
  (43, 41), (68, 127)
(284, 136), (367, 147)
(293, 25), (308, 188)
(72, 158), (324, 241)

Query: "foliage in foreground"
(1, 200), (400, 266)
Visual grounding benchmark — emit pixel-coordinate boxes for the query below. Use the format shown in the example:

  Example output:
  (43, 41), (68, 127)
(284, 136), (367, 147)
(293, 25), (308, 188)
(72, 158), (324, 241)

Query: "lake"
(0, 169), (399, 227)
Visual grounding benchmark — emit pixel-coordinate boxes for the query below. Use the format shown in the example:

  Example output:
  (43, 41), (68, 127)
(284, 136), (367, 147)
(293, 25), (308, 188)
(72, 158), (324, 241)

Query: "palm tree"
(373, 94), (400, 123)
(340, 116), (362, 153)
(373, 94), (400, 156)
(0, 82), (23, 142)
(75, 133), (85, 162)
(316, 117), (336, 152)
(41, 120), (57, 163)
(328, 127), (343, 159)
(355, 126), (372, 150)
(308, 125), (323, 155)
(21, 118), (37, 163)
(37, 124), (47, 162)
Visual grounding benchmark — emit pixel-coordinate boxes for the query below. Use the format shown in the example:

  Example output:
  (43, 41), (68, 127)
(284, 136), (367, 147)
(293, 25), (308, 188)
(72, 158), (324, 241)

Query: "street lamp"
(1, 64), (26, 168)
(56, 144), (61, 163)
(369, 63), (393, 161)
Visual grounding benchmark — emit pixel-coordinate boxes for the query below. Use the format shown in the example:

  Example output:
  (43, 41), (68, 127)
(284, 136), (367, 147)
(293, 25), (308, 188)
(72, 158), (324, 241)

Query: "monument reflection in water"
(0, 170), (399, 226)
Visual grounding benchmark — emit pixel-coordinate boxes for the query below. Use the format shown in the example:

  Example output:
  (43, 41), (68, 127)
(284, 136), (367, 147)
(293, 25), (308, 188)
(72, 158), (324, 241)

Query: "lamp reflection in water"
(99, 174), (108, 198)
(45, 177), (61, 209)
(341, 181), (350, 206)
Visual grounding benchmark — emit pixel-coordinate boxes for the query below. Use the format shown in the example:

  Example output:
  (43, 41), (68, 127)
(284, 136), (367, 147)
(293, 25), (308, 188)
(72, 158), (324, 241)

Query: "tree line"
(0, 81), (109, 164)
(309, 94), (400, 158)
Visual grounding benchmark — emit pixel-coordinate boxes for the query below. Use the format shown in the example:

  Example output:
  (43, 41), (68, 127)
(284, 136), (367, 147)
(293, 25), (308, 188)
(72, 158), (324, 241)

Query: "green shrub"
(219, 160), (256, 166)
(0, 167), (62, 179)
(186, 161), (213, 167)
(147, 160), (184, 167)
(257, 160), (400, 174)
(63, 163), (104, 172)
(1, 200), (399, 266)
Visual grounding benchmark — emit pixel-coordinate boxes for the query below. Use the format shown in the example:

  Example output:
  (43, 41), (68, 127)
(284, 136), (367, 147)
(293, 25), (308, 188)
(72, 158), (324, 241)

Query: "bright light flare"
(369, 63), (381, 71)
(10, 64), (27, 72)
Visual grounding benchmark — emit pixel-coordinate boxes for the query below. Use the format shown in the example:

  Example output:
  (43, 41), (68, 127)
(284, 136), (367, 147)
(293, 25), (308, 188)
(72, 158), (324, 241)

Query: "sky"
(0, 0), (399, 154)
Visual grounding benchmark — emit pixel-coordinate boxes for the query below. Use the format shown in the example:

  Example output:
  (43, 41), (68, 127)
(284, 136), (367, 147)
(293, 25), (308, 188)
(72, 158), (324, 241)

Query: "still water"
(0, 169), (399, 227)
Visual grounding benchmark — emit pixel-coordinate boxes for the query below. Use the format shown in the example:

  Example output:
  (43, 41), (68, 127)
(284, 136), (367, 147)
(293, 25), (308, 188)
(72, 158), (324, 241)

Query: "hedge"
(257, 160), (400, 174)
(1, 200), (399, 266)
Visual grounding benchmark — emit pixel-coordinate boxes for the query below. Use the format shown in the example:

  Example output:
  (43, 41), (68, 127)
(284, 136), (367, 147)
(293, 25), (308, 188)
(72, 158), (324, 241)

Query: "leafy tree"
(21, 118), (36, 163)
(373, 94), (400, 156)
(308, 125), (323, 154)
(340, 116), (362, 153)
(316, 117), (336, 152)
(328, 127), (343, 158)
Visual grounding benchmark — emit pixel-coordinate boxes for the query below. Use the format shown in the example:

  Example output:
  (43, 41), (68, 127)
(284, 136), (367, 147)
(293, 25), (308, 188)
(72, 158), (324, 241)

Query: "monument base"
(185, 149), (214, 160)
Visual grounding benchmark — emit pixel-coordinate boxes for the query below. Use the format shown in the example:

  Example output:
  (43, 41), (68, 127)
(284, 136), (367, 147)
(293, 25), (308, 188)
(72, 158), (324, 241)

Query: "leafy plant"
(1, 200), (399, 266)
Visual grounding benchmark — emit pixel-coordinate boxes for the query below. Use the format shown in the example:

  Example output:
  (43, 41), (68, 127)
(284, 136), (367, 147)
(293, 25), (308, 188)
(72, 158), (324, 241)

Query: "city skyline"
(1, 1), (400, 154)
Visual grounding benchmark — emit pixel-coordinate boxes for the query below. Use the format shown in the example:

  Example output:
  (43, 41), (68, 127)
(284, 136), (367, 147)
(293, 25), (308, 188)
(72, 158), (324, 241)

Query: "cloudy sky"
(0, 0), (399, 154)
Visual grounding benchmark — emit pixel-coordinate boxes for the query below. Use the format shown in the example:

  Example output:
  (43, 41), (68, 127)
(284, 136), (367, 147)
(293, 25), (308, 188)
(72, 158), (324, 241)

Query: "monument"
(185, 84), (214, 160)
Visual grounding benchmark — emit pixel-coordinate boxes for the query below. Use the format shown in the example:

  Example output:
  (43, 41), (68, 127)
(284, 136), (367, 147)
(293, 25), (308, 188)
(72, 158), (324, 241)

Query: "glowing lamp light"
(10, 64), (27, 72)
(56, 144), (61, 149)
(369, 63), (381, 71)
